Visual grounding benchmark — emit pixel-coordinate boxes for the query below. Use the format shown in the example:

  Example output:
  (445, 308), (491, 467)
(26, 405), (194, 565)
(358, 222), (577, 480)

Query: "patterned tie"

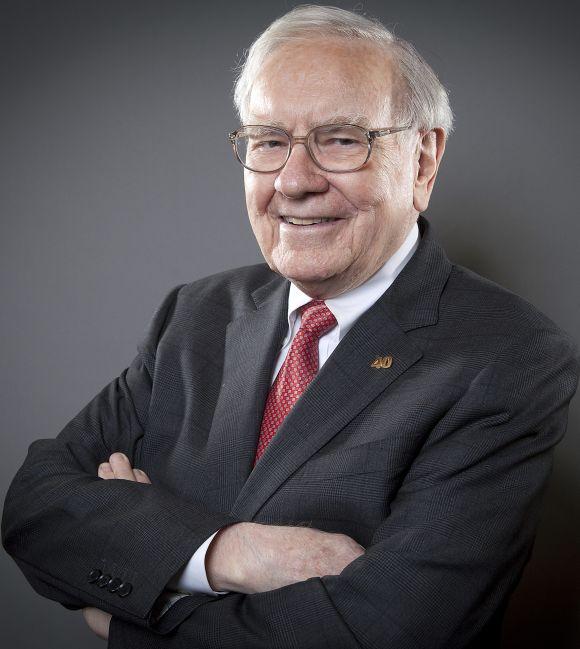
(254, 300), (337, 464)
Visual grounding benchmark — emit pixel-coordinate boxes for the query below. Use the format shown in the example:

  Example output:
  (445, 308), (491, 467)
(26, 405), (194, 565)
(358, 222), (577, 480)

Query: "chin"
(276, 263), (333, 285)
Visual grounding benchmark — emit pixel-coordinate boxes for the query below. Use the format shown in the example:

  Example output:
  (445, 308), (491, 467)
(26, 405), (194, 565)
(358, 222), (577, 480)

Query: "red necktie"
(254, 300), (337, 464)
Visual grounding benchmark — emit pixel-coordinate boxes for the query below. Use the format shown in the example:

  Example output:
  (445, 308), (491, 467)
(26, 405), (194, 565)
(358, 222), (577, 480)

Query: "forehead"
(246, 39), (396, 128)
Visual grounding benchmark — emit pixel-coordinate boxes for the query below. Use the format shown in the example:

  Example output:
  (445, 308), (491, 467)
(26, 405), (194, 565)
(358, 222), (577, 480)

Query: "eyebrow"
(245, 114), (373, 130)
(321, 114), (372, 128)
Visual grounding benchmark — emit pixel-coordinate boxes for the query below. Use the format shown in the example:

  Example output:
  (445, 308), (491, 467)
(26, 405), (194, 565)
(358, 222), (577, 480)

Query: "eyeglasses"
(228, 123), (411, 173)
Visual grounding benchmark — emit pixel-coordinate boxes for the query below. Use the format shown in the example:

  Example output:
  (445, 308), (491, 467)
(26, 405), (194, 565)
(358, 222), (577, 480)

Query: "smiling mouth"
(280, 216), (340, 225)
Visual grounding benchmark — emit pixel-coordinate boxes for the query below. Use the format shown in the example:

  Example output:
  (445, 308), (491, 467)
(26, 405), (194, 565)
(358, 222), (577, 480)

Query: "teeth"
(283, 216), (336, 225)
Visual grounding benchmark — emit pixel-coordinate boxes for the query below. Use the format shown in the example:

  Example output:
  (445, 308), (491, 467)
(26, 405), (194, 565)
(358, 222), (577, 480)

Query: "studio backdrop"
(1, 1), (579, 647)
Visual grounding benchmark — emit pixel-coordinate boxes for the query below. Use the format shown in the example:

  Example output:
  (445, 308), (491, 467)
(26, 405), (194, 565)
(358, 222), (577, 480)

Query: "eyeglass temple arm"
(370, 125), (412, 138)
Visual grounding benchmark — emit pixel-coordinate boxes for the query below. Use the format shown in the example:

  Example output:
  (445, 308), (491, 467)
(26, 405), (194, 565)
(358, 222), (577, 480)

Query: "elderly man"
(3, 5), (578, 649)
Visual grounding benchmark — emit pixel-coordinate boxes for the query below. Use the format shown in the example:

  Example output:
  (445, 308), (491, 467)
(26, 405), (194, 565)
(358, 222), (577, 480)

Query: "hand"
(82, 606), (111, 641)
(206, 522), (365, 594)
(97, 452), (152, 483)
(82, 454), (151, 639)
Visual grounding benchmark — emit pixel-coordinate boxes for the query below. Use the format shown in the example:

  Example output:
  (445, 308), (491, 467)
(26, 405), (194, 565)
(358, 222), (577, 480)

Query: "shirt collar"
(286, 221), (420, 340)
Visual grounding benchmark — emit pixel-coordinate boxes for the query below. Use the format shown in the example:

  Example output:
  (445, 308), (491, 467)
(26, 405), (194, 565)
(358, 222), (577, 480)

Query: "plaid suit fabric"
(3, 216), (579, 649)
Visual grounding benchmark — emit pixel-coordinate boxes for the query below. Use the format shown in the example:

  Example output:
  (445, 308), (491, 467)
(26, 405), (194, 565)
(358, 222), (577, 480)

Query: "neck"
(289, 264), (380, 300)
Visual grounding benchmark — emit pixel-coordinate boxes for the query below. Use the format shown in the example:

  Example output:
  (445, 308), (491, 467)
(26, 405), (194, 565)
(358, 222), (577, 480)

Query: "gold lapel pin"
(370, 355), (393, 369)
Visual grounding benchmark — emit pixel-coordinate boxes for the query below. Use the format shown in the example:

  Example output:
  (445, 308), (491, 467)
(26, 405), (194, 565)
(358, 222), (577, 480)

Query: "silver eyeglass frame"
(228, 123), (412, 173)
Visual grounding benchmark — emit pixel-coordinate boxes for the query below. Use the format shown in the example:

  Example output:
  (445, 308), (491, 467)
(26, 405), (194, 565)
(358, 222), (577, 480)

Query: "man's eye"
(319, 136), (361, 147)
(251, 139), (285, 150)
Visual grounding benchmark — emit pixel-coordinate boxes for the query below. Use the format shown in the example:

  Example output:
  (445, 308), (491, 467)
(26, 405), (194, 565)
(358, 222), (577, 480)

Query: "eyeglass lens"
(234, 125), (370, 172)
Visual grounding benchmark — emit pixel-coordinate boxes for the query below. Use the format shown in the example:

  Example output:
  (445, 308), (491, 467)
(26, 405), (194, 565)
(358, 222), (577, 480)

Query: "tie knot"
(299, 300), (337, 339)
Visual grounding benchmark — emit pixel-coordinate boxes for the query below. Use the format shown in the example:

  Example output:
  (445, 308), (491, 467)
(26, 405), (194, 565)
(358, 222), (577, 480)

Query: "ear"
(412, 128), (446, 213)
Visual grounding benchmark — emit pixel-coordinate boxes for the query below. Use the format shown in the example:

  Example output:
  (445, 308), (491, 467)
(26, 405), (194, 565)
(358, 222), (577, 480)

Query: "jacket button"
(107, 577), (123, 593)
(117, 582), (132, 597)
(97, 574), (112, 588)
(87, 569), (102, 583)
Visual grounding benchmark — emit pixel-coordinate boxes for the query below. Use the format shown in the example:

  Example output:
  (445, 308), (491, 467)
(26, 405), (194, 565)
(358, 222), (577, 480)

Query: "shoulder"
(141, 263), (283, 348)
(444, 263), (562, 331)
(441, 262), (579, 368)
(174, 263), (282, 312)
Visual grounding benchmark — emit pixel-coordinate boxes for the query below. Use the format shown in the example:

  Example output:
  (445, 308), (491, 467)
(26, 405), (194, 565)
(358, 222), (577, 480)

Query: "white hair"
(233, 4), (454, 134)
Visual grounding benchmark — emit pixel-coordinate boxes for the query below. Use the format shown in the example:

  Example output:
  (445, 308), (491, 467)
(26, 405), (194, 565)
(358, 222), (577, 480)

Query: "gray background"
(1, 0), (579, 647)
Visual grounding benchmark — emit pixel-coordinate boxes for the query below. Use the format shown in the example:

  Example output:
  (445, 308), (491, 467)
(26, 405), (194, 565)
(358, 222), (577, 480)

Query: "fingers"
(97, 462), (115, 479)
(133, 468), (152, 484)
(82, 607), (112, 640)
(97, 453), (152, 483)
(108, 452), (135, 481)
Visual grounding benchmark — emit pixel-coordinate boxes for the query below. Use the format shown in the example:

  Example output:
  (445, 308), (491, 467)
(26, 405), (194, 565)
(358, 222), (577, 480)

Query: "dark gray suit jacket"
(3, 217), (579, 648)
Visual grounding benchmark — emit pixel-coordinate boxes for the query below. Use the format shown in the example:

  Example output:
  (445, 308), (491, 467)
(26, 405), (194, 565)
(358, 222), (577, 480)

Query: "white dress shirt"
(168, 222), (420, 596)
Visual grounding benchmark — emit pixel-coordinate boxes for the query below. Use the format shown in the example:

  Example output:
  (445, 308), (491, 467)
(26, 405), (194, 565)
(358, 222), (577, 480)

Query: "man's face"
(243, 39), (420, 298)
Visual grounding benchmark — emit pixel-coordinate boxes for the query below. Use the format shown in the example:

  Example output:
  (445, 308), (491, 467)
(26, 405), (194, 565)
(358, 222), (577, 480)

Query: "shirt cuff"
(167, 529), (228, 596)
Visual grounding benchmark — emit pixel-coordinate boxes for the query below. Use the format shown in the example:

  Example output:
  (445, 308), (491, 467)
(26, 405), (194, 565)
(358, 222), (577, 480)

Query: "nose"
(274, 142), (329, 199)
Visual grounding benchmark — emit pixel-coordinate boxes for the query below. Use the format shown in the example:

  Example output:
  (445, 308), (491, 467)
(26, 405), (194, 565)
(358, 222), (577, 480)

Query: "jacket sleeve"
(107, 327), (579, 649)
(1, 285), (238, 629)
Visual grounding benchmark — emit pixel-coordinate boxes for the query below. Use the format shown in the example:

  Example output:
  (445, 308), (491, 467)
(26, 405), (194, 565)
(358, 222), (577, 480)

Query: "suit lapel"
(201, 276), (288, 513)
